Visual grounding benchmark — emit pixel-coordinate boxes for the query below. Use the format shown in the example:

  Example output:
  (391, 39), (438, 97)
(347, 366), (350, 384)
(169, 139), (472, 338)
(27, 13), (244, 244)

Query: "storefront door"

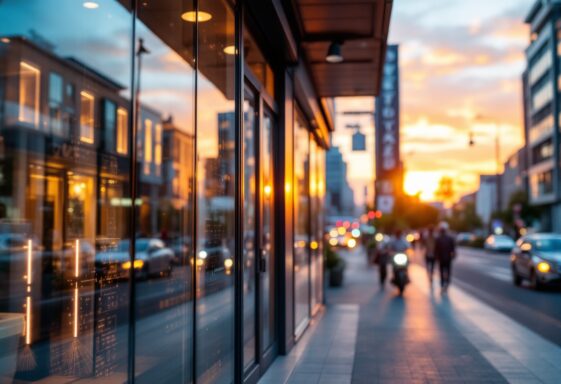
(243, 80), (277, 378)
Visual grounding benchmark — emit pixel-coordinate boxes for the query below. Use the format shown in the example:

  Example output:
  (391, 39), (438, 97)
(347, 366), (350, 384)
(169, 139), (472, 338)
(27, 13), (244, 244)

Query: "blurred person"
(424, 227), (436, 284)
(434, 222), (456, 293)
(375, 241), (390, 288)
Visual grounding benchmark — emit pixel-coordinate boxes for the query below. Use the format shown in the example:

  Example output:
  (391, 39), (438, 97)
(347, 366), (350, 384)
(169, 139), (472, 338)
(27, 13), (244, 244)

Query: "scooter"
(391, 252), (410, 295)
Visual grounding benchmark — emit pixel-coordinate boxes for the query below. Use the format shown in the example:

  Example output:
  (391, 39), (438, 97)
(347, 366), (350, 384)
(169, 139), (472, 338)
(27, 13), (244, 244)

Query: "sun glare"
(404, 172), (443, 201)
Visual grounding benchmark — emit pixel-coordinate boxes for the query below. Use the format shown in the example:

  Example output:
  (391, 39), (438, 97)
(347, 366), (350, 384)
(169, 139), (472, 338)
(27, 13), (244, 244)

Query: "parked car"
(96, 238), (174, 280)
(196, 243), (232, 272)
(511, 234), (561, 290)
(456, 232), (475, 245)
(484, 234), (515, 252)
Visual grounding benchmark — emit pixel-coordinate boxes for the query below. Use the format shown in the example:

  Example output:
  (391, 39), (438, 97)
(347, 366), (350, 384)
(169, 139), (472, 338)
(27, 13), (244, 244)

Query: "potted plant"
(325, 246), (345, 287)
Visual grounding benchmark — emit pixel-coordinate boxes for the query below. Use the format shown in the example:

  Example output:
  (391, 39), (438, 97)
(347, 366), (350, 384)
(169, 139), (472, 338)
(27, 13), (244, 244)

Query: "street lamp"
(468, 114), (502, 215)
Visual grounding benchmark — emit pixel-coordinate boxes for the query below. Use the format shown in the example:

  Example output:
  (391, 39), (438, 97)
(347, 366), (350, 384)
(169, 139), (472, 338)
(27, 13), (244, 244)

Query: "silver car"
(511, 234), (561, 290)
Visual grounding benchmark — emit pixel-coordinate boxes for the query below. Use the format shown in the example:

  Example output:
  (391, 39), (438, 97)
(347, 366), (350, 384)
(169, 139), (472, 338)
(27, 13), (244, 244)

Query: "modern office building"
(325, 146), (355, 216)
(0, 1), (392, 383)
(524, 0), (561, 231)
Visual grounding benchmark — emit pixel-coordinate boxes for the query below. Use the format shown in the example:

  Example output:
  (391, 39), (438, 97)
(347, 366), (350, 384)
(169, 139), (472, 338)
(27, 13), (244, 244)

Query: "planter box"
(329, 263), (345, 287)
(0, 313), (24, 383)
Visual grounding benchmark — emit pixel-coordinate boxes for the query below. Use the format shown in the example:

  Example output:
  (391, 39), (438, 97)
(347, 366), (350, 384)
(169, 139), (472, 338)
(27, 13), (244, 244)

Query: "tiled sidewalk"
(258, 248), (561, 384)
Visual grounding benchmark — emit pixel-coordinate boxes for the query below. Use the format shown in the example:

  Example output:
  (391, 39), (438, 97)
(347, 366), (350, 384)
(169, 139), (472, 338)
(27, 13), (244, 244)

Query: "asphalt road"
(450, 246), (561, 347)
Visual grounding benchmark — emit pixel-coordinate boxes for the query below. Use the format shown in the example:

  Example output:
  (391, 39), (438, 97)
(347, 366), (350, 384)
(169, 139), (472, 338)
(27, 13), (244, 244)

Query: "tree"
(447, 201), (483, 232)
(492, 190), (539, 237)
(375, 194), (440, 232)
(434, 176), (455, 204)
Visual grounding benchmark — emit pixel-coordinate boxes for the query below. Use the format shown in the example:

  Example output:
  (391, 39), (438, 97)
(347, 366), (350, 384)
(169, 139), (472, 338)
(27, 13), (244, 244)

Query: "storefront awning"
(295, 0), (393, 98)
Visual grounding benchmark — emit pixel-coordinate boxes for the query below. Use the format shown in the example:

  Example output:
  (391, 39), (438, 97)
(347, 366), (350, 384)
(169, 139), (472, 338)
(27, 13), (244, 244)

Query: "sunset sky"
(334, 0), (532, 206)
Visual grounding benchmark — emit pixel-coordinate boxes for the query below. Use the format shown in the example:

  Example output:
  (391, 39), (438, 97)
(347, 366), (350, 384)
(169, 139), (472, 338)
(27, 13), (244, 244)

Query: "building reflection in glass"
(0, 0), (134, 379)
(195, 0), (236, 382)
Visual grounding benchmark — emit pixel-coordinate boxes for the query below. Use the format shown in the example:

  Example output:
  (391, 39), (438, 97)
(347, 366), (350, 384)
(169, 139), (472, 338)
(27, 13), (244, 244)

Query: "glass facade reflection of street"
(0, 0), (332, 382)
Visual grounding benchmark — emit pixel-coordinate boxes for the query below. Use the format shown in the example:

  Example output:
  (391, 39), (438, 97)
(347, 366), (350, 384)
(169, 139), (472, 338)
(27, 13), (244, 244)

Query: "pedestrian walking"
(434, 223), (456, 293)
(375, 242), (389, 288)
(424, 227), (436, 284)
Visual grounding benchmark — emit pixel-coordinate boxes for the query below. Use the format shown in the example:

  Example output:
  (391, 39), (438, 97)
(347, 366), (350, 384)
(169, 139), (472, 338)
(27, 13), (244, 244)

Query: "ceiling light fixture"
(181, 11), (212, 23)
(223, 45), (236, 55)
(83, 1), (99, 9)
(326, 41), (343, 63)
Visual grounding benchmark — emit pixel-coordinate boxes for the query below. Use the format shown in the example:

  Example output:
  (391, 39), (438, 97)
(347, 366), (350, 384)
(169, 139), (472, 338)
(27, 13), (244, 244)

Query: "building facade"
(0, 1), (391, 383)
(476, 175), (498, 226)
(500, 147), (528, 211)
(325, 146), (355, 216)
(524, 0), (561, 231)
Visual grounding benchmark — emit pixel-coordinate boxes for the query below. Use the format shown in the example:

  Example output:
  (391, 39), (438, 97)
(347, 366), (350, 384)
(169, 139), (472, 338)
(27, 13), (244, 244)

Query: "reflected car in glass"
(511, 234), (561, 290)
(196, 242), (232, 272)
(96, 238), (174, 280)
(484, 234), (515, 252)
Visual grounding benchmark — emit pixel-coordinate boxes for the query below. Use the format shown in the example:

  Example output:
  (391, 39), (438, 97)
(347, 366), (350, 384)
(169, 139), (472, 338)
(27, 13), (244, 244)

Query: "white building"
(476, 175), (498, 226)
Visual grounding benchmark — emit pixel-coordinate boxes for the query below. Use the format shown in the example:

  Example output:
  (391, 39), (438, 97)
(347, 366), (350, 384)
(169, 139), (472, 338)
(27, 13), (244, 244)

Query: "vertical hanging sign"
(375, 45), (401, 213)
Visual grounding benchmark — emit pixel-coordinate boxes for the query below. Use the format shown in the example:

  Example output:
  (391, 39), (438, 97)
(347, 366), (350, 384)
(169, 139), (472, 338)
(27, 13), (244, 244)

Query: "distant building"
(500, 147), (528, 211)
(524, 0), (561, 231)
(456, 192), (476, 210)
(476, 175), (497, 226)
(325, 146), (355, 216)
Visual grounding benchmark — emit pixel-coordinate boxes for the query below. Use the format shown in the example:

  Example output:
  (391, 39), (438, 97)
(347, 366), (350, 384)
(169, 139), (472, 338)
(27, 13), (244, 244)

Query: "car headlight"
(537, 262), (551, 273)
(393, 253), (408, 266)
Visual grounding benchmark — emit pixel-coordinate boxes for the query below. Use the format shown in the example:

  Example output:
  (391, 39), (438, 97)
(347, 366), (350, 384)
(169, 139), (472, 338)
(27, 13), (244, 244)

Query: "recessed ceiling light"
(223, 45), (236, 55)
(83, 2), (99, 9)
(181, 11), (212, 23)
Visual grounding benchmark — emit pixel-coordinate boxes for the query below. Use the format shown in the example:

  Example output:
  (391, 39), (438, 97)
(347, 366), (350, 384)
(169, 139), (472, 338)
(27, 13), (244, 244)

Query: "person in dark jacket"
(434, 223), (456, 292)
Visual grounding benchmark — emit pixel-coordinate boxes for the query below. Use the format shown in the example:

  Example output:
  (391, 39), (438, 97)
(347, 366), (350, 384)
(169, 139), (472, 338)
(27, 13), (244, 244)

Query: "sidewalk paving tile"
(258, 247), (561, 384)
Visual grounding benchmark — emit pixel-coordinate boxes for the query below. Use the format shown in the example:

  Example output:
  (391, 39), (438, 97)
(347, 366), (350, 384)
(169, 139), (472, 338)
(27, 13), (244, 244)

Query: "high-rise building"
(325, 146), (355, 216)
(524, 0), (561, 231)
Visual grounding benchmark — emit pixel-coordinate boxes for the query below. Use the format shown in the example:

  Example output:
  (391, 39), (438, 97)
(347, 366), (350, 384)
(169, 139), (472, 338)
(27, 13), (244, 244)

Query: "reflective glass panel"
(0, 1), (133, 381)
(133, 1), (195, 382)
(261, 108), (275, 351)
(243, 86), (256, 369)
(196, 1), (236, 382)
(293, 109), (310, 335)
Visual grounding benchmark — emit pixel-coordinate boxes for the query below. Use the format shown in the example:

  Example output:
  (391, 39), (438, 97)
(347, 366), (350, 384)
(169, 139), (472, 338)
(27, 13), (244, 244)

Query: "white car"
(484, 235), (515, 252)
(96, 238), (174, 279)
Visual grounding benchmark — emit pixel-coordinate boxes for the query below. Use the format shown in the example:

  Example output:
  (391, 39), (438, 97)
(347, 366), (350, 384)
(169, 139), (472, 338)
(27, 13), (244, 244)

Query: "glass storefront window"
(18, 61), (40, 127)
(117, 107), (128, 155)
(104, 100), (117, 152)
(0, 1), (134, 382)
(244, 29), (274, 97)
(243, 86), (257, 369)
(294, 108), (310, 336)
(48, 73), (64, 136)
(0, 1), (327, 382)
(196, 1), (236, 382)
(310, 139), (325, 314)
(133, 1), (196, 382)
(79, 91), (95, 143)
